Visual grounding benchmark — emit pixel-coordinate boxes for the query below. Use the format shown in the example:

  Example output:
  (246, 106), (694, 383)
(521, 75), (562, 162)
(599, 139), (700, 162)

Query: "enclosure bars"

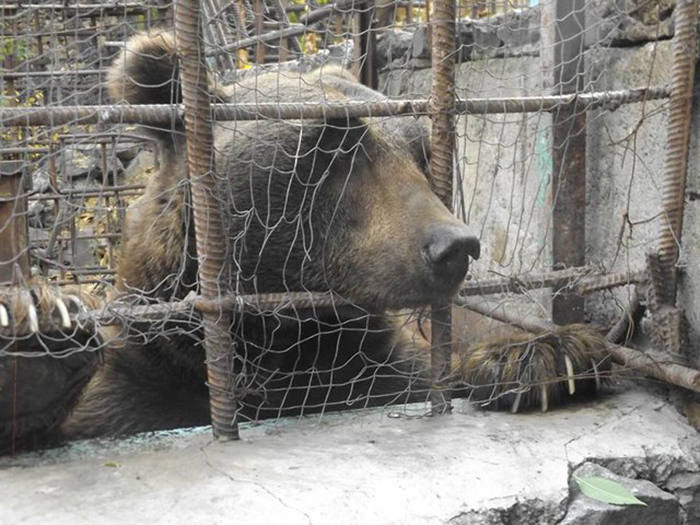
(0, 87), (670, 126)
(428, 0), (457, 414)
(174, 0), (239, 440)
(0, 1), (691, 417)
(650, 0), (699, 364)
(60, 266), (645, 326)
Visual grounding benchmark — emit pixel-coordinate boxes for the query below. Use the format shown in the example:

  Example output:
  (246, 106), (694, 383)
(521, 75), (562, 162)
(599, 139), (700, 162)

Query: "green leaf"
(103, 461), (122, 468)
(574, 476), (647, 506)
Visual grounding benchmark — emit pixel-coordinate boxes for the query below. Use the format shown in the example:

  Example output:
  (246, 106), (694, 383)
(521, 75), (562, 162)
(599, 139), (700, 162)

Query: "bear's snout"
(422, 223), (480, 286)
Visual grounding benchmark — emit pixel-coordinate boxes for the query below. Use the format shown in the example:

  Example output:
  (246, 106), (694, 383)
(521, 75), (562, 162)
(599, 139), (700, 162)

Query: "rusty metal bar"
(253, 0), (266, 64)
(428, 0), (457, 414)
(270, 0), (302, 57)
(0, 292), (348, 335)
(353, 1), (378, 89)
(0, 87), (670, 127)
(205, 0), (361, 56)
(1, 2), (168, 11)
(0, 69), (104, 79)
(21, 264), (647, 317)
(0, 28), (29, 286)
(0, 167), (30, 285)
(28, 184), (145, 201)
(574, 269), (647, 295)
(542, 0), (587, 324)
(32, 233), (122, 243)
(50, 278), (116, 286)
(456, 295), (700, 394)
(463, 266), (646, 297)
(654, 0), (698, 308)
(175, 0), (239, 440)
(201, 0), (237, 73)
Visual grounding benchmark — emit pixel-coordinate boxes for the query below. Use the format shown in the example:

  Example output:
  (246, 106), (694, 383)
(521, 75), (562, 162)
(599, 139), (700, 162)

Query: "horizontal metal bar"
(27, 184), (146, 201)
(1, 3), (169, 11)
(50, 277), (116, 285)
(205, 0), (366, 57)
(69, 266), (644, 325)
(32, 232), (122, 243)
(29, 191), (143, 201)
(71, 291), (348, 326)
(462, 267), (646, 296)
(0, 86), (671, 127)
(0, 69), (104, 79)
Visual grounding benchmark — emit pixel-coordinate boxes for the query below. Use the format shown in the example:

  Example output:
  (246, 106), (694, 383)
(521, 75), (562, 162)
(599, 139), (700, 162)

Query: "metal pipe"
(655, 0), (698, 307)
(463, 266), (645, 297)
(175, 0), (239, 440)
(31, 264), (646, 320)
(0, 86), (670, 127)
(429, 0), (457, 414)
(1, 3), (168, 10)
(0, 69), (104, 79)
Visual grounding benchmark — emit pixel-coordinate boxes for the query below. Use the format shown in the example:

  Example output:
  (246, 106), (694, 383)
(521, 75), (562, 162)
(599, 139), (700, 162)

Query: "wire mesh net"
(0, 0), (688, 453)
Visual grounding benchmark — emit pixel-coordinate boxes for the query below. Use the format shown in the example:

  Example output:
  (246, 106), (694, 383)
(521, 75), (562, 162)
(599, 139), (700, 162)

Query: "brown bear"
(1, 31), (610, 454)
(54, 31), (481, 440)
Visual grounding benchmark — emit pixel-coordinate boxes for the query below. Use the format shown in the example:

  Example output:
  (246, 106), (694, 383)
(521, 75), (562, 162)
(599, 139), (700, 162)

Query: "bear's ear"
(314, 117), (370, 159)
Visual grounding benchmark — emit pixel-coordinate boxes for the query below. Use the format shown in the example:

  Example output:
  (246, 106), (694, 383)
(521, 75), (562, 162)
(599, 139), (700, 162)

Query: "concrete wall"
(377, 1), (697, 346)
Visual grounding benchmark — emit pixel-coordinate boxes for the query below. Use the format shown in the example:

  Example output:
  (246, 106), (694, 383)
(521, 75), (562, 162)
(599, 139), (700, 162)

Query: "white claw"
(67, 295), (86, 314)
(27, 302), (39, 334)
(55, 297), (72, 329)
(565, 355), (576, 396)
(511, 390), (523, 414)
(591, 358), (601, 391)
(540, 385), (549, 412)
(0, 304), (8, 328)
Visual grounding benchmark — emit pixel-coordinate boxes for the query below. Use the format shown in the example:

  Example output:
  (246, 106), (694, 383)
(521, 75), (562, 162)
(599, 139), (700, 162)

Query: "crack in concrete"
(555, 403), (652, 524)
(562, 402), (647, 471)
(198, 446), (313, 525)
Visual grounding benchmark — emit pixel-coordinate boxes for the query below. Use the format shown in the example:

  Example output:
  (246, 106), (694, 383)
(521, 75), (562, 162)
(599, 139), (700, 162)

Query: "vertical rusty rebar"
(353, 1), (378, 89)
(655, 0), (698, 307)
(429, 0), (456, 414)
(175, 0), (239, 440)
(0, 18), (29, 285)
(0, 166), (30, 285)
(253, 0), (265, 64)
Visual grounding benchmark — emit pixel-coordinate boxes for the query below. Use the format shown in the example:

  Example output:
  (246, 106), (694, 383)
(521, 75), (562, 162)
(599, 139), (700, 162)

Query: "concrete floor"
(2, 389), (699, 524)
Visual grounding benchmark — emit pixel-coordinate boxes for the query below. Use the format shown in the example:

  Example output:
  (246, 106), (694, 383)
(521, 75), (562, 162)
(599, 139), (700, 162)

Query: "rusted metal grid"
(0, 2), (167, 290)
(1, 0), (699, 442)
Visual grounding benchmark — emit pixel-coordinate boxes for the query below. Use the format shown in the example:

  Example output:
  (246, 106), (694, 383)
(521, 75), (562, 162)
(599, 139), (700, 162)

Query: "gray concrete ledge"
(3, 389), (700, 524)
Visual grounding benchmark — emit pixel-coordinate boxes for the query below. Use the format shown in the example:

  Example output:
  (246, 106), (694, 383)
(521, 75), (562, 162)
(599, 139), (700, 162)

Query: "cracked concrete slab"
(2, 389), (699, 525)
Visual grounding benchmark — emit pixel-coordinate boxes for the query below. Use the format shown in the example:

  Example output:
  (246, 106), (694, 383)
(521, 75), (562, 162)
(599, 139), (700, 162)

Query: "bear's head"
(108, 32), (480, 312)
(219, 111), (480, 312)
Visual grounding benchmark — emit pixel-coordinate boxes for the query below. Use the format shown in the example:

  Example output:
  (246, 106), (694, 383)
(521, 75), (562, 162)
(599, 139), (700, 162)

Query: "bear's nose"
(423, 224), (480, 283)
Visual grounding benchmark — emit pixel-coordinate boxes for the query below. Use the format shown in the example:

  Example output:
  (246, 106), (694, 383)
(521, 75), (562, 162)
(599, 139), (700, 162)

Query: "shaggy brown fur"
(0, 285), (103, 454)
(61, 30), (480, 440)
(453, 324), (612, 412)
(1, 30), (612, 452)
